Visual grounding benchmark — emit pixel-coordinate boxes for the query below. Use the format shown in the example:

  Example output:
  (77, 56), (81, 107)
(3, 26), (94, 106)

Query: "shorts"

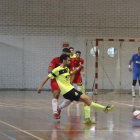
(73, 74), (82, 83)
(133, 73), (140, 80)
(50, 79), (60, 93)
(63, 88), (82, 101)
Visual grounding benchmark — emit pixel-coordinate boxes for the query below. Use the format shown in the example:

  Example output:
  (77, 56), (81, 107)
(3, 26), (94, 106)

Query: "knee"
(84, 95), (90, 101)
(132, 80), (137, 86)
(139, 80), (140, 86)
(53, 91), (60, 99)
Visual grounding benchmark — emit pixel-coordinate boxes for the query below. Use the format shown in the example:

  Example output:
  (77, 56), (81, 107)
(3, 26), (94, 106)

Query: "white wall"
(86, 40), (140, 91)
(0, 0), (140, 89)
(0, 0), (140, 37)
(0, 35), (86, 89)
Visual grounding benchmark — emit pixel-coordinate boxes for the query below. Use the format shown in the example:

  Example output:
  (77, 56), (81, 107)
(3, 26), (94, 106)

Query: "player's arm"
(48, 67), (53, 73)
(81, 66), (85, 77)
(129, 55), (134, 72)
(129, 61), (132, 72)
(48, 58), (56, 73)
(70, 64), (83, 76)
(37, 76), (50, 94)
(38, 68), (58, 94)
(81, 59), (85, 77)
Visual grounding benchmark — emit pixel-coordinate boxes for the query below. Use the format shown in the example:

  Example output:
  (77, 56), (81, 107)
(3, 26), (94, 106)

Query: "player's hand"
(79, 64), (84, 69)
(37, 87), (42, 94)
(129, 68), (132, 72)
(70, 80), (73, 85)
(81, 72), (85, 77)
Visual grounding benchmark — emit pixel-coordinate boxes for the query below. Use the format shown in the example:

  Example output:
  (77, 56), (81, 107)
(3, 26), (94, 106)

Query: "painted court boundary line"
(0, 120), (44, 140)
(111, 101), (140, 107)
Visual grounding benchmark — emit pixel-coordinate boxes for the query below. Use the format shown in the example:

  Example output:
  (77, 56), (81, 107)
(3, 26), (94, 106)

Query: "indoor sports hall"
(0, 0), (140, 140)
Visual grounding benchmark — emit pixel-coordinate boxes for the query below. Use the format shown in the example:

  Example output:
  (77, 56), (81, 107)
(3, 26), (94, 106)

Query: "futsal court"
(0, 90), (139, 140)
(1, 0), (140, 140)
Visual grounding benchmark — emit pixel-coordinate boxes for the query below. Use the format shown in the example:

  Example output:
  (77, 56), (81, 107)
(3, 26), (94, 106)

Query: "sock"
(52, 98), (57, 114)
(89, 102), (105, 110)
(58, 99), (71, 110)
(84, 106), (90, 118)
(132, 85), (135, 93)
(76, 103), (80, 116)
(77, 86), (81, 92)
(81, 85), (85, 94)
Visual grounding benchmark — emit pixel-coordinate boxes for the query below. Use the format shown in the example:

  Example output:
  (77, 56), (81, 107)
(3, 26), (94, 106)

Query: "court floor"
(0, 91), (140, 140)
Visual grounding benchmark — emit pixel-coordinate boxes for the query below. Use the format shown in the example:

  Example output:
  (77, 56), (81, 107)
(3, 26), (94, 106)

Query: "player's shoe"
(103, 105), (114, 113)
(83, 118), (97, 124)
(57, 109), (61, 116)
(132, 92), (135, 97)
(54, 113), (60, 119)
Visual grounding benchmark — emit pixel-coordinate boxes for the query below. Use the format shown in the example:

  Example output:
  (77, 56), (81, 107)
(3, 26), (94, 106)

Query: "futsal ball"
(133, 110), (140, 120)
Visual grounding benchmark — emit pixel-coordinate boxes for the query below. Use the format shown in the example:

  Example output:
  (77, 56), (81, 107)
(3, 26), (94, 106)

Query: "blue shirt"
(130, 54), (140, 74)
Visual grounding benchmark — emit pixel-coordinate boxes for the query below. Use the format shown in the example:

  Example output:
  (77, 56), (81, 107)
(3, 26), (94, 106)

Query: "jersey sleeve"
(130, 55), (134, 62)
(49, 58), (56, 68)
(48, 68), (59, 79)
(81, 58), (84, 64)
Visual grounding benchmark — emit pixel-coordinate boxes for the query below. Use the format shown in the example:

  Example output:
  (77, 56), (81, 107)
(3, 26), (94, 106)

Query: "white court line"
(0, 103), (50, 110)
(111, 101), (140, 107)
(0, 120), (44, 140)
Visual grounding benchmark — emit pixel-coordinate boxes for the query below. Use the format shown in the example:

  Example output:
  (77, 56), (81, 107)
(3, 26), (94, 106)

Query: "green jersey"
(70, 54), (76, 59)
(48, 66), (74, 95)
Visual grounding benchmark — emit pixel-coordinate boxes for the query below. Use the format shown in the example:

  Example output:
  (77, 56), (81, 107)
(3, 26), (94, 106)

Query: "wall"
(0, 0), (139, 89)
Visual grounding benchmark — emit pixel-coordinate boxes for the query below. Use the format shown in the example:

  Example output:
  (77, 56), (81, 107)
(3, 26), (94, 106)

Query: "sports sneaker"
(83, 118), (97, 124)
(132, 92), (135, 97)
(103, 105), (114, 113)
(57, 109), (61, 116)
(54, 113), (60, 119)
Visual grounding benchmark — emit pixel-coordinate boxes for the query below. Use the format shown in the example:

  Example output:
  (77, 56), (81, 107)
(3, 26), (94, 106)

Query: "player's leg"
(132, 72), (137, 97)
(57, 99), (73, 116)
(76, 76), (96, 123)
(52, 90), (60, 119)
(51, 79), (61, 119)
(83, 104), (97, 124)
(63, 89), (114, 114)
(78, 94), (114, 113)
(73, 74), (96, 124)
(138, 74), (140, 96)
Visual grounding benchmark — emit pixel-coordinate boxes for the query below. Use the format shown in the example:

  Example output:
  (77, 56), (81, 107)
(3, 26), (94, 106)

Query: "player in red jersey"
(48, 48), (72, 119)
(70, 51), (85, 86)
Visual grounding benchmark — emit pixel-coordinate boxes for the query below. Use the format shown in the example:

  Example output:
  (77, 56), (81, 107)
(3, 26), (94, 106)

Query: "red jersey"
(49, 56), (73, 70)
(49, 57), (61, 68)
(70, 58), (84, 74)
(49, 57), (61, 92)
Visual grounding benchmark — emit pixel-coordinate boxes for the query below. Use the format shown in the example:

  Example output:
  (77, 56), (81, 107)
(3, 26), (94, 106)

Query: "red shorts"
(73, 74), (82, 83)
(50, 79), (60, 93)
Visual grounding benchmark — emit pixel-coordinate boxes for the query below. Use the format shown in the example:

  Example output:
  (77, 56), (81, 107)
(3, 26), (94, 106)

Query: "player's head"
(60, 54), (71, 66)
(76, 51), (81, 59)
(69, 47), (74, 55)
(138, 47), (140, 55)
(62, 48), (71, 56)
